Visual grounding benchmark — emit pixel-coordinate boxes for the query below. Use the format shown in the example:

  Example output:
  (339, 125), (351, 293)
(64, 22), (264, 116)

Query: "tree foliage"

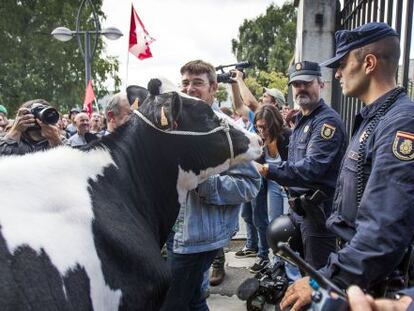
(245, 70), (289, 99)
(231, 2), (296, 101)
(0, 0), (120, 116)
(215, 84), (229, 104)
(231, 2), (296, 74)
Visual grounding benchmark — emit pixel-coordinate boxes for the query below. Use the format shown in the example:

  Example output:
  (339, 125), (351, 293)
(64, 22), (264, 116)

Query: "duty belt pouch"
(301, 201), (326, 231)
(300, 190), (328, 231)
(288, 197), (306, 216)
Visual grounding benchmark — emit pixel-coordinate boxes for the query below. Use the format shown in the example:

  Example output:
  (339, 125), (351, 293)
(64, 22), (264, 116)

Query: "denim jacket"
(173, 161), (261, 254)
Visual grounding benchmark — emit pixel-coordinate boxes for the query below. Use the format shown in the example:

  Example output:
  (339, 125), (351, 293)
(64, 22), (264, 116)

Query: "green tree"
(215, 84), (229, 104)
(231, 2), (296, 74)
(0, 0), (120, 116)
(245, 70), (289, 99)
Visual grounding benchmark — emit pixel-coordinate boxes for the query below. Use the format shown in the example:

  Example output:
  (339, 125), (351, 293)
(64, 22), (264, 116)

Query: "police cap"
(288, 61), (321, 85)
(320, 22), (398, 68)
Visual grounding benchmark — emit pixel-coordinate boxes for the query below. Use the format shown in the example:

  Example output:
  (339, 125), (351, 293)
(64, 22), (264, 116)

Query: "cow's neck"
(100, 119), (182, 246)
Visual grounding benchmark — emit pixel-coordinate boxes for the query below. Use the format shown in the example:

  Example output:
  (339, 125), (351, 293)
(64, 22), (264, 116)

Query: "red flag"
(129, 5), (155, 60)
(83, 80), (95, 117)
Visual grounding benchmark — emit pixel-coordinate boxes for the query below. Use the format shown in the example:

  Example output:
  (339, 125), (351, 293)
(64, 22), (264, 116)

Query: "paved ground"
(207, 240), (253, 311)
(206, 240), (277, 311)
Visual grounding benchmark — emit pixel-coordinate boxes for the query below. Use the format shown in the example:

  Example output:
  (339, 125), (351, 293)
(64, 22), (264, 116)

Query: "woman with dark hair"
(254, 104), (291, 221)
(237, 104), (292, 273)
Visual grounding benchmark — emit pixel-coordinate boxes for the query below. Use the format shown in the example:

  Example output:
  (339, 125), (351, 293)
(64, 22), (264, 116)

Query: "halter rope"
(134, 110), (235, 163)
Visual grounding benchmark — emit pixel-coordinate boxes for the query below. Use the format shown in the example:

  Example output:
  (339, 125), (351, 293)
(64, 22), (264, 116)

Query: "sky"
(100, 0), (414, 92)
(101, 0), (282, 91)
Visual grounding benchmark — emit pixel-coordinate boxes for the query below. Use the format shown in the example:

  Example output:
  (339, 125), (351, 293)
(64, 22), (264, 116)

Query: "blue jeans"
(201, 269), (209, 293)
(241, 180), (269, 259)
(267, 179), (284, 223)
(163, 235), (218, 311)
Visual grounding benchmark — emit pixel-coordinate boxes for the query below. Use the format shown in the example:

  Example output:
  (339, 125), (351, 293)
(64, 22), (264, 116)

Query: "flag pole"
(125, 2), (133, 89)
(94, 98), (100, 113)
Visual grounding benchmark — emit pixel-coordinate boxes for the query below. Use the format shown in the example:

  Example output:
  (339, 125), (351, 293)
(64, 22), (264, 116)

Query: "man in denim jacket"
(161, 60), (261, 311)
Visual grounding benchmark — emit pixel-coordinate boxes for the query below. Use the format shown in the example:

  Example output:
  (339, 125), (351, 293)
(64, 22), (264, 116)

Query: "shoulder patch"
(392, 131), (414, 161)
(321, 123), (336, 140)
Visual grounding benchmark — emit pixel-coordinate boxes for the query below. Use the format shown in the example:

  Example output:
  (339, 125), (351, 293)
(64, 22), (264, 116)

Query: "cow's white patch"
(175, 111), (262, 202)
(0, 146), (122, 310)
(214, 110), (263, 164)
(176, 161), (230, 205)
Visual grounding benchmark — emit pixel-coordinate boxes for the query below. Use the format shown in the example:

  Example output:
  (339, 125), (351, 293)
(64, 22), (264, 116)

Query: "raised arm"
(232, 70), (260, 113)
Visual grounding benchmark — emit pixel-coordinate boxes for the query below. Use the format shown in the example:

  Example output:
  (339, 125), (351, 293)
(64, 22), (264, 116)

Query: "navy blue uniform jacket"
(267, 99), (347, 202)
(321, 91), (414, 289)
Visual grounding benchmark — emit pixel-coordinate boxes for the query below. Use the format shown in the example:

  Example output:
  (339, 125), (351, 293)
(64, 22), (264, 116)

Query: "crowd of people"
(0, 92), (135, 154)
(1, 21), (414, 311)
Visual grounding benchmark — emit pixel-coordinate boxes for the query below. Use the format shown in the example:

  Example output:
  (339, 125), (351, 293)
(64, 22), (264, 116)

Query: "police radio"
(277, 242), (349, 311)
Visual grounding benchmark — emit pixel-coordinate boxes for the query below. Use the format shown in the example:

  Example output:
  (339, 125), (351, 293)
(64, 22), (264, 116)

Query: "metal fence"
(332, 0), (413, 138)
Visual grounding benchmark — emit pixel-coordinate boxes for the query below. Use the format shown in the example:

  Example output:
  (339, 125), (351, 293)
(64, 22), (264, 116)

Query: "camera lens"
(31, 104), (60, 125)
(38, 107), (59, 124)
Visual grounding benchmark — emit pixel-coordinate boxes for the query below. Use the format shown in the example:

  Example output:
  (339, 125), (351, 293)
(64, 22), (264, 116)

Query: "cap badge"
(295, 63), (302, 71)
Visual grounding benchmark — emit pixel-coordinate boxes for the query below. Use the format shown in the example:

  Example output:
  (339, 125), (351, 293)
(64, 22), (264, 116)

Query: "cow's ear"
(170, 92), (182, 129)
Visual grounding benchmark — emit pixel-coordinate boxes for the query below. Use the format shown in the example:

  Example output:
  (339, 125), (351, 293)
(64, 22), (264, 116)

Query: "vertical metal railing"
(333, 0), (413, 138)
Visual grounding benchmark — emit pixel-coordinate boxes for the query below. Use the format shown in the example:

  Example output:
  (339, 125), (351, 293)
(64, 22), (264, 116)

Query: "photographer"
(0, 99), (64, 155)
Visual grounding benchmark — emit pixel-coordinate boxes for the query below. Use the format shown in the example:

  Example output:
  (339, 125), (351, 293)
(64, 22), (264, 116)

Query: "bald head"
(105, 93), (132, 132)
(74, 112), (90, 136)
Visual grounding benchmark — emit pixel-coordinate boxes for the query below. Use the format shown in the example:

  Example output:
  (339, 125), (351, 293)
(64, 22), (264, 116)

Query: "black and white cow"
(0, 79), (262, 310)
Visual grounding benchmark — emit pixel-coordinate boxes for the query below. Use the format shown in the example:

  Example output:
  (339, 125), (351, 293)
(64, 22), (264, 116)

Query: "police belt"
(288, 189), (328, 217)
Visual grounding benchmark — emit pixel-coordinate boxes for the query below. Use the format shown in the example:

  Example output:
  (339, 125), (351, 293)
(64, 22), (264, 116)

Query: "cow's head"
(136, 78), (262, 203)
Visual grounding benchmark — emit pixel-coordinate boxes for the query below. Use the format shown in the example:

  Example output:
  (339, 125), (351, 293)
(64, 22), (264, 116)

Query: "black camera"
(30, 103), (60, 125)
(216, 72), (235, 84)
(237, 260), (289, 311)
(215, 61), (252, 83)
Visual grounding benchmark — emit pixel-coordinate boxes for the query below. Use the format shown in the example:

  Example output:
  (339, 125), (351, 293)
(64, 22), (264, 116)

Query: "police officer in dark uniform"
(281, 22), (414, 311)
(256, 61), (347, 269)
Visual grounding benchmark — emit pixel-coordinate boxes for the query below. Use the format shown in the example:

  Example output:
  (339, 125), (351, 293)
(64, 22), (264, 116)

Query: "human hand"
(5, 108), (36, 141)
(280, 276), (312, 311)
(253, 161), (268, 177)
(12, 108), (36, 133)
(254, 161), (263, 172)
(230, 69), (244, 82)
(348, 285), (412, 311)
